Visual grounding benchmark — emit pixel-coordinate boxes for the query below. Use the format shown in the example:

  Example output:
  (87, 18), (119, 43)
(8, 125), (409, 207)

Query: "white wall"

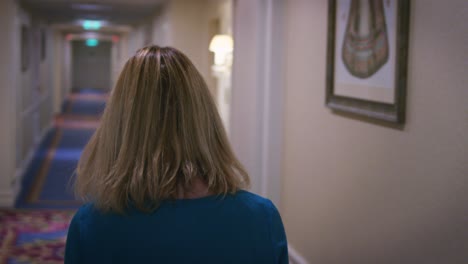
(230, 0), (285, 208)
(282, 0), (468, 263)
(230, 0), (264, 197)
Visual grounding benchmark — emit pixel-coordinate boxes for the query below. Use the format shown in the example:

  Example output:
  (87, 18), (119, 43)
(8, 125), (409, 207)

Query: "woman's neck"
(176, 177), (213, 199)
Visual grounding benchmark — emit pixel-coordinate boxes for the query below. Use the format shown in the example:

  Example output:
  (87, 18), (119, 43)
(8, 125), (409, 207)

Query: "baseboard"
(13, 149), (34, 196)
(289, 245), (309, 264)
(0, 191), (14, 207)
(13, 121), (54, 200)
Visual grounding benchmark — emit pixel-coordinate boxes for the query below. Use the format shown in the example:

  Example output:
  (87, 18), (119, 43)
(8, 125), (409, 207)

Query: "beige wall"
(111, 34), (129, 89)
(39, 26), (54, 133)
(196, 0), (233, 97)
(151, 3), (171, 47)
(128, 24), (146, 56)
(0, 0), (55, 206)
(282, 0), (468, 263)
(19, 16), (54, 162)
(52, 31), (63, 113)
(127, 0), (232, 96)
(62, 39), (72, 100)
(18, 14), (54, 164)
(0, 0), (18, 206)
(169, 0), (205, 77)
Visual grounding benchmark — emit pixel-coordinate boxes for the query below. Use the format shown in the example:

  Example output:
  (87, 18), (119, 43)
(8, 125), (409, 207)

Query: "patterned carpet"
(2, 89), (108, 263)
(0, 210), (74, 264)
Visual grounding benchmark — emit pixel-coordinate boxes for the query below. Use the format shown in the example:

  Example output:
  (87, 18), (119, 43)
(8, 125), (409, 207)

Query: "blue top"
(65, 190), (288, 264)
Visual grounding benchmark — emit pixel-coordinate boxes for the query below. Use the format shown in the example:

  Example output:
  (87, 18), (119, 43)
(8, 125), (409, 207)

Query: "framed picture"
(326, 0), (410, 124)
(21, 25), (29, 72)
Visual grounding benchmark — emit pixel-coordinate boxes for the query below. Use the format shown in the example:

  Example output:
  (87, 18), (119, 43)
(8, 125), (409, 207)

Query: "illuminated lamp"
(209, 34), (233, 65)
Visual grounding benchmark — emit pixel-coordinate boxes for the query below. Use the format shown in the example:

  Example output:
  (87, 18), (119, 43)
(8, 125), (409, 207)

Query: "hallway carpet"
(0, 209), (74, 264)
(1, 89), (107, 263)
(15, 89), (107, 209)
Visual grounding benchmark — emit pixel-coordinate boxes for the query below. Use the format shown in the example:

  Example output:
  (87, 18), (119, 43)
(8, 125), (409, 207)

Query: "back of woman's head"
(75, 46), (249, 213)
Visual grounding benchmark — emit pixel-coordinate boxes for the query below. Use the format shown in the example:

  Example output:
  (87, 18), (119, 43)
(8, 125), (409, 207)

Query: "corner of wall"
(288, 245), (310, 264)
(0, 191), (15, 207)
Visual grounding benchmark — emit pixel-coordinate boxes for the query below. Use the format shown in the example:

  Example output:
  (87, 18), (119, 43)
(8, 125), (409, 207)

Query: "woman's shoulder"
(234, 190), (271, 203)
(71, 191), (279, 219)
(70, 203), (104, 227)
(74, 203), (97, 218)
(232, 190), (280, 216)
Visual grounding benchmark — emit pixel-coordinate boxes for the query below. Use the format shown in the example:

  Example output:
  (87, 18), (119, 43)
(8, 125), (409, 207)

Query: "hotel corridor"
(15, 89), (107, 209)
(0, 0), (467, 263)
(0, 89), (107, 263)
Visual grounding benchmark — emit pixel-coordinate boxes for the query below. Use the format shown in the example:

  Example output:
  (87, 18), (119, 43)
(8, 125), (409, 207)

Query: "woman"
(65, 46), (288, 263)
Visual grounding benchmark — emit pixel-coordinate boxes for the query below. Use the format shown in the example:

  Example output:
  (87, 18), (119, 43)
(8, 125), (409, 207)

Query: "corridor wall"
(0, 0), (18, 206)
(0, 0), (54, 206)
(15, 9), (54, 196)
(111, 34), (129, 90)
(126, 0), (232, 97)
(281, 0), (468, 263)
(16, 9), (54, 171)
(230, 0), (285, 212)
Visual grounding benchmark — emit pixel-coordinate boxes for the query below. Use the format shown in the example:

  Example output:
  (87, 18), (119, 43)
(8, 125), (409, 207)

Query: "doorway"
(71, 40), (111, 91)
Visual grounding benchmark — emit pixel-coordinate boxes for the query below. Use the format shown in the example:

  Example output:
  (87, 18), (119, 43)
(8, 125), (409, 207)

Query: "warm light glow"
(112, 35), (120, 43)
(82, 20), (101, 30)
(209, 35), (233, 66)
(86, 38), (99, 47)
(209, 35), (233, 53)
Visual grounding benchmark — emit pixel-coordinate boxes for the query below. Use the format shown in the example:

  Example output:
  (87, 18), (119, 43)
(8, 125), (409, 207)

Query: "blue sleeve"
(267, 201), (289, 264)
(65, 209), (83, 264)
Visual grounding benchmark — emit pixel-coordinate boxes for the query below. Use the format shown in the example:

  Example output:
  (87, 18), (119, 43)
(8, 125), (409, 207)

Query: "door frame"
(230, 0), (285, 207)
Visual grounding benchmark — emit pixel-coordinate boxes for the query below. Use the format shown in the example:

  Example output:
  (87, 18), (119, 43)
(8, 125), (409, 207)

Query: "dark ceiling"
(20, 0), (165, 25)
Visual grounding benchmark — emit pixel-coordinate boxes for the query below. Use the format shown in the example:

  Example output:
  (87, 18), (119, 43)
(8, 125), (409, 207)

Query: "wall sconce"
(209, 34), (233, 67)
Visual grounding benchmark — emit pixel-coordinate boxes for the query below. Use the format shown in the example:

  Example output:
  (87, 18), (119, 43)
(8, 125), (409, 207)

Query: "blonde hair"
(75, 46), (249, 213)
